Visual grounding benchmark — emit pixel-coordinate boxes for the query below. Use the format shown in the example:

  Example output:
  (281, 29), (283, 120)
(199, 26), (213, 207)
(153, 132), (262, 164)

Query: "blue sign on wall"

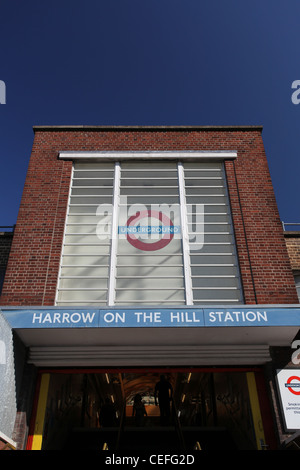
(2, 307), (300, 329)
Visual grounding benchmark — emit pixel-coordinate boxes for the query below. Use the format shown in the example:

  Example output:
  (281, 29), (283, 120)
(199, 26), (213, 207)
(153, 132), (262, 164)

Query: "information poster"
(276, 369), (300, 431)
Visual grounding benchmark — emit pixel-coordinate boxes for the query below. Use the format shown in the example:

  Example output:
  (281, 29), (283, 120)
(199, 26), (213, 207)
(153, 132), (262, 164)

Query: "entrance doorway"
(27, 368), (269, 450)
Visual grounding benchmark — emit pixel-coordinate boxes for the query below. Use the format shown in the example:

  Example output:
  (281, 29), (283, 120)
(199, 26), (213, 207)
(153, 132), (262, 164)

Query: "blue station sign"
(1, 306), (300, 330)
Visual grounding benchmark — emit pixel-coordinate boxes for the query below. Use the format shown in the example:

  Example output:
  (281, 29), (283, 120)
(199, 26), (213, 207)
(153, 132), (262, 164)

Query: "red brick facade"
(0, 126), (298, 305)
(284, 232), (300, 273)
(0, 231), (13, 273)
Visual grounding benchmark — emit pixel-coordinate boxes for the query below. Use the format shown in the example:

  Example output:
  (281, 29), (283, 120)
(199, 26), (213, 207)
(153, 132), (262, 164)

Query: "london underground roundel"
(126, 210), (174, 252)
(286, 376), (300, 396)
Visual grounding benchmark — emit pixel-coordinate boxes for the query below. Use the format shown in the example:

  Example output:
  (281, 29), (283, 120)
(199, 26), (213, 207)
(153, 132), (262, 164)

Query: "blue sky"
(0, 0), (299, 227)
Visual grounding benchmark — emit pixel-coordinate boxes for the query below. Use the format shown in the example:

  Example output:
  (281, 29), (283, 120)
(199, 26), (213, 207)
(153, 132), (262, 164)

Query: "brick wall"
(284, 233), (300, 273)
(0, 126), (298, 305)
(0, 231), (14, 294)
(0, 232), (13, 267)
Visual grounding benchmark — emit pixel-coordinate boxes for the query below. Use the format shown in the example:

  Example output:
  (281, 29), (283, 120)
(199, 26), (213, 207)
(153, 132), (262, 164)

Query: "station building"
(0, 125), (300, 451)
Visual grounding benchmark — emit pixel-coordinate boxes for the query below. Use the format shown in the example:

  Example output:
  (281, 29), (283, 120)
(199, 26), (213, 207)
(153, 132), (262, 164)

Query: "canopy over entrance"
(1, 305), (299, 366)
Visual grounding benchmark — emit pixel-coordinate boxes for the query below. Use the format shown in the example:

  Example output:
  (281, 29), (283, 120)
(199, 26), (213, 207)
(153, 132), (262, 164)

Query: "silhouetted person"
(154, 375), (173, 425)
(99, 398), (115, 427)
(132, 393), (147, 426)
(192, 403), (203, 426)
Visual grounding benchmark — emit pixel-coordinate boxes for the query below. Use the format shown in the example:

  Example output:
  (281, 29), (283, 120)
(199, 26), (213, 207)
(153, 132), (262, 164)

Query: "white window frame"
(59, 151), (237, 161)
(57, 151), (241, 307)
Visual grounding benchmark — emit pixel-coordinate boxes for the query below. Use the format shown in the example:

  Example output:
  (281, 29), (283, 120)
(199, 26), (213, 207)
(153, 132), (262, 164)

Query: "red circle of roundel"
(286, 376), (300, 395)
(126, 210), (174, 252)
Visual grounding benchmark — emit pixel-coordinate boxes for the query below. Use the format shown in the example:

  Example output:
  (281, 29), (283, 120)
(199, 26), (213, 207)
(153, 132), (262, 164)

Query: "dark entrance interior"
(39, 368), (259, 450)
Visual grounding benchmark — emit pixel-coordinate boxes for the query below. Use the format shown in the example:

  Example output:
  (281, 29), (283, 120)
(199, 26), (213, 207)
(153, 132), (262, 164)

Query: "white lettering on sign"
(32, 311), (96, 324)
(101, 310), (202, 325)
(103, 312), (125, 323)
(135, 311), (162, 323)
(170, 311), (200, 323)
(208, 310), (268, 323)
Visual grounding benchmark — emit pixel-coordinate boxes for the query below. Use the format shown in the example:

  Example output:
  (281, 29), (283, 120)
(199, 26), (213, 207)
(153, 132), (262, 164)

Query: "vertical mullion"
(221, 162), (244, 303)
(178, 162), (193, 305)
(55, 163), (74, 306)
(108, 162), (121, 305)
